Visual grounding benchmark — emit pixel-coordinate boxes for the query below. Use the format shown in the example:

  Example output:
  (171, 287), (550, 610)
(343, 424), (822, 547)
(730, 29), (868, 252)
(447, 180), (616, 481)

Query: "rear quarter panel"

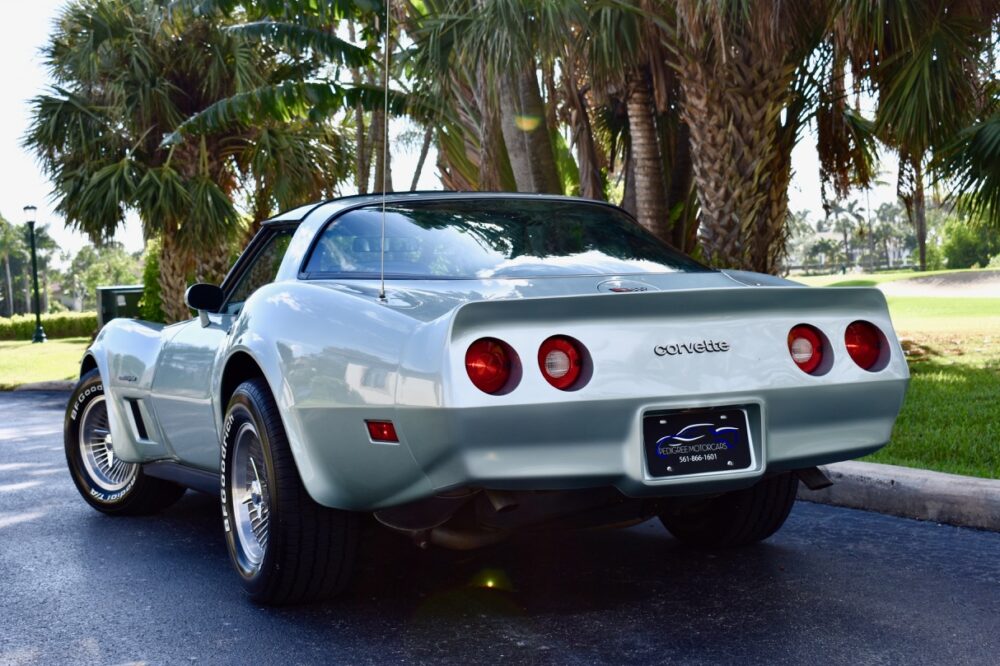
(224, 280), (438, 509)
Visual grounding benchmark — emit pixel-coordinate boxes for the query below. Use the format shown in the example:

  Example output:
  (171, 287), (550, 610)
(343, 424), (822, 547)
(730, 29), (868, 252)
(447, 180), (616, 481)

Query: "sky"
(0, 1), (901, 267)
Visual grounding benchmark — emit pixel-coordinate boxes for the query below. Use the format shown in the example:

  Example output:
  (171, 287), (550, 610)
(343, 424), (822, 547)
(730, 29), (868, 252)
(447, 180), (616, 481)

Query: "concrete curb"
(12, 380), (75, 392)
(798, 461), (1000, 532)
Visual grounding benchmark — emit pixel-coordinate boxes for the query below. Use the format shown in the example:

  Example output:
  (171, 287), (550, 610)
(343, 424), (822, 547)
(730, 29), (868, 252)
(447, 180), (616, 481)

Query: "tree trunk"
(195, 241), (232, 287)
(371, 108), (393, 193)
(3, 254), (13, 317)
(564, 73), (605, 201)
(410, 127), (433, 191)
(349, 21), (368, 194)
(914, 164), (927, 271)
(675, 10), (797, 272)
(159, 232), (193, 324)
(626, 67), (669, 240)
(499, 62), (561, 194)
(475, 61), (505, 192)
(621, 145), (637, 217)
(667, 121), (695, 250)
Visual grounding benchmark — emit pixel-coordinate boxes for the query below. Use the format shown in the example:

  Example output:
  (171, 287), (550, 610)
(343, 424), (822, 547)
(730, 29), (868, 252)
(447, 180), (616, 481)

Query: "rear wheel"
(658, 473), (799, 547)
(65, 369), (186, 515)
(221, 378), (360, 605)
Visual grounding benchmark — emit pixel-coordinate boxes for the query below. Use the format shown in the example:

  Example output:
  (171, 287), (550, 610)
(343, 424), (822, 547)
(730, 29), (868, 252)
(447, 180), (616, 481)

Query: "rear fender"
(225, 281), (437, 510)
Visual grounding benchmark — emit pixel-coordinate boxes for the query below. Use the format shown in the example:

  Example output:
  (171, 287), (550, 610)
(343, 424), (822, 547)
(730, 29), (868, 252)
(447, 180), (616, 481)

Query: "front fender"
(83, 318), (176, 463)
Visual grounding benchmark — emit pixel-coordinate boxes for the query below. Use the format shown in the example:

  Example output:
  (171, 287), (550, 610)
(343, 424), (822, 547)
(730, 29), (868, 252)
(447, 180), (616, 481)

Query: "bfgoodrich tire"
(221, 378), (360, 605)
(65, 369), (186, 515)
(658, 473), (799, 547)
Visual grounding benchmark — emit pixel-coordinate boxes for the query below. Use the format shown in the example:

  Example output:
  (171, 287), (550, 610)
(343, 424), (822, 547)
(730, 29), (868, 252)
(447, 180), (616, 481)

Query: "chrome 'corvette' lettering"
(654, 340), (730, 357)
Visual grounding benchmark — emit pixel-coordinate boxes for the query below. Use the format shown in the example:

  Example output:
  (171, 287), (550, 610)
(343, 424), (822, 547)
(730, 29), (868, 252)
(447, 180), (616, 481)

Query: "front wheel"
(222, 378), (360, 605)
(65, 369), (186, 515)
(658, 473), (799, 547)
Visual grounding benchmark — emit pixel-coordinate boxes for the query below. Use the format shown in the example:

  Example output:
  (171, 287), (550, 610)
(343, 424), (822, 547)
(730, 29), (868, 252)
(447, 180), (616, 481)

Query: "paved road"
(1, 391), (998, 665)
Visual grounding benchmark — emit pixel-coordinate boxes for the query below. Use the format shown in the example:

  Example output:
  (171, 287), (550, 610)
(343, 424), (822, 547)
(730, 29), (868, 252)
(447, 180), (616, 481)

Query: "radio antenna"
(378, 0), (390, 302)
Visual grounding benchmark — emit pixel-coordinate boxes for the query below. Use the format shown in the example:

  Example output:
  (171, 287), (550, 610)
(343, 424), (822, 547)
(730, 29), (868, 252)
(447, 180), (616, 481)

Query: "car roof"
(261, 191), (626, 226)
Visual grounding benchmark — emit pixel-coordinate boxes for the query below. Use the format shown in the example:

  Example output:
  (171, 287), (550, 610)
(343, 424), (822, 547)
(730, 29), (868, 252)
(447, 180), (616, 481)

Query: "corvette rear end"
(402, 285), (907, 497)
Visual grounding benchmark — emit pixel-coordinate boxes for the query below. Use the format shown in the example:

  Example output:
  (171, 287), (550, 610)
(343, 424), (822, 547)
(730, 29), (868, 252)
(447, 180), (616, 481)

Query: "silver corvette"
(65, 193), (909, 604)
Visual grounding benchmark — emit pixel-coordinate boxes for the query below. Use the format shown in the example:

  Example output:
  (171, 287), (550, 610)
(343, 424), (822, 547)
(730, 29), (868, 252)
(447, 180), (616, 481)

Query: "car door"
(148, 226), (296, 470)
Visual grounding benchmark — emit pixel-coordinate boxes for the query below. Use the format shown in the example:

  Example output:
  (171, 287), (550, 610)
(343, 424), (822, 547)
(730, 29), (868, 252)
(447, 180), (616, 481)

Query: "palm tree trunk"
(371, 108), (393, 193)
(499, 62), (561, 194)
(626, 67), (669, 240)
(674, 2), (798, 272)
(474, 62), (505, 192)
(667, 121), (694, 250)
(159, 232), (193, 324)
(410, 127), (433, 191)
(564, 73), (605, 201)
(3, 254), (13, 317)
(621, 146), (637, 217)
(195, 242), (232, 287)
(913, 164), (927, 271)
(348, 21), (368, 194)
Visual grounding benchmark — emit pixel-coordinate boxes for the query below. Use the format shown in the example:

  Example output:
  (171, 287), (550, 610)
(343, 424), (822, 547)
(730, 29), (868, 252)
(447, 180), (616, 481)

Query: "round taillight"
(538, 336), (584, 390)
(788, 325), (824, 374)
(845, 321), (882, 370)
(465, 338), (513, 394)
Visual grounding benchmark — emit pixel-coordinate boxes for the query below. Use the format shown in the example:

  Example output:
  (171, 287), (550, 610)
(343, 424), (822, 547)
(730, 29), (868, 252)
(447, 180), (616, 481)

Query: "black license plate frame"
(643, 407), (753, 478)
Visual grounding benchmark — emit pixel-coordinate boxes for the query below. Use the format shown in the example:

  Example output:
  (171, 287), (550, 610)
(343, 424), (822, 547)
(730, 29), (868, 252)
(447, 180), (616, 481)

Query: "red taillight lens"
(538, 336), (584, 390)
(365, 420), (398, 442)
(845, 321), (882, 370)
(788, 325), (824, 374)
(465, 338), (513, 394)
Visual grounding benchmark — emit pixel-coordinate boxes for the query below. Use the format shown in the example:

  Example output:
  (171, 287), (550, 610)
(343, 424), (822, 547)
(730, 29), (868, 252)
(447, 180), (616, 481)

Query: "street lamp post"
(22, 205), (46, 344)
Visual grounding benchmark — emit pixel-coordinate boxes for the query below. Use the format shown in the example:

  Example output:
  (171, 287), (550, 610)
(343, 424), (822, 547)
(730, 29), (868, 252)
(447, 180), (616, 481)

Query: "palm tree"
(25, 0), (350, 322)
(842, 0), (997, 270)
(829, 200), (864, 267)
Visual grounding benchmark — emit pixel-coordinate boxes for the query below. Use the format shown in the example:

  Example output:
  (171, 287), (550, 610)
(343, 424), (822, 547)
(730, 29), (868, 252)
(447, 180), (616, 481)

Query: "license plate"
(643, 407), (752, 477)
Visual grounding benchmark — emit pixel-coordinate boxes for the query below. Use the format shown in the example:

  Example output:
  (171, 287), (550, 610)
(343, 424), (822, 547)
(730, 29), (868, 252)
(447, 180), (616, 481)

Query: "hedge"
(0, 312), (98, 341)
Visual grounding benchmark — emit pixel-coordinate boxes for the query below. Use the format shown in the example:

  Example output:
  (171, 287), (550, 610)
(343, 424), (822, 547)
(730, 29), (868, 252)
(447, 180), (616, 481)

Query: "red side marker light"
(366, 420), (398, 443)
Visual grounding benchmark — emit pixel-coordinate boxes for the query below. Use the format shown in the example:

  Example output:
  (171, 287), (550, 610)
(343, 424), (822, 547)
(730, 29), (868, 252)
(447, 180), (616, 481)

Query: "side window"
(223, 229), (295, 315)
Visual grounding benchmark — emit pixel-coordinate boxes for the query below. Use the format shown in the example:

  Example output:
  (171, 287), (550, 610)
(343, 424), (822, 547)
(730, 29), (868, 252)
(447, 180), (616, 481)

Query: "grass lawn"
(0, 337), (89, 390)
(864, 296), (1000, 479)
(794, 267), (990, 288)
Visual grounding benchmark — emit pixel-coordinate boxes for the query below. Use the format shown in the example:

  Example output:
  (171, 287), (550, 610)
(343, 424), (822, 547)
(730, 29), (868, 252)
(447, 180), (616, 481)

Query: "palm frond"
(937, 111), (1000, 227)
(226, 21), (372, 68)
(165, 81), (407, 142)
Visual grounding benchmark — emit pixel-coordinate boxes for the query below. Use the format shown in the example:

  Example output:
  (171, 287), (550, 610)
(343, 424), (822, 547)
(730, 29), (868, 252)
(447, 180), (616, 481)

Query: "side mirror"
(185, 284), (224, 326)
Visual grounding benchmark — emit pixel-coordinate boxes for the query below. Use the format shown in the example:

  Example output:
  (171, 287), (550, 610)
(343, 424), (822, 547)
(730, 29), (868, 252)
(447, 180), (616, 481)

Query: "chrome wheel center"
(79, 395), (137, 493)
(230, 422), (270, 571)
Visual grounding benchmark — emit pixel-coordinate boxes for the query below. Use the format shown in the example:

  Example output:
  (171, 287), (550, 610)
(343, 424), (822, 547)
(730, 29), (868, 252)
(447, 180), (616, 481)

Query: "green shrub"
(941, 218), (1000, 269)
(139, 238), (165, 323)
(0, 312), (98, 340)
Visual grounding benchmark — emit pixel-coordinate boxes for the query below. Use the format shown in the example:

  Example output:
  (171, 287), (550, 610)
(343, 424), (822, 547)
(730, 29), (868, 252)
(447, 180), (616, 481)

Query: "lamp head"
(23, 205), (37, 226)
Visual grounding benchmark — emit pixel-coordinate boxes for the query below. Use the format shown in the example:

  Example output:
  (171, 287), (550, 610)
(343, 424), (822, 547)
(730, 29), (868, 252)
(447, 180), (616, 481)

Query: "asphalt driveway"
(1, 391), (998, 665)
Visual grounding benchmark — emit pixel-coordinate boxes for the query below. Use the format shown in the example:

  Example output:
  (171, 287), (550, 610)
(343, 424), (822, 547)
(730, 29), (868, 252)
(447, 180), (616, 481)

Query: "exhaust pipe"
(796, 466), (833, 491)
(484, 490), (519, 513)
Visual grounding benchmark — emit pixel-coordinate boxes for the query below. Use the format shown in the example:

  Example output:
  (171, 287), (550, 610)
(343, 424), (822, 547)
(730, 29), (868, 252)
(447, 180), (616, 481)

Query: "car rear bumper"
(290, 377), (907, 510)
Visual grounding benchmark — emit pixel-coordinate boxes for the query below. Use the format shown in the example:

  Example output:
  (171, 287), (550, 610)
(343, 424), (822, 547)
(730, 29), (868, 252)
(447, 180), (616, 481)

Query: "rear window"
(303, 199), (709, 279)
